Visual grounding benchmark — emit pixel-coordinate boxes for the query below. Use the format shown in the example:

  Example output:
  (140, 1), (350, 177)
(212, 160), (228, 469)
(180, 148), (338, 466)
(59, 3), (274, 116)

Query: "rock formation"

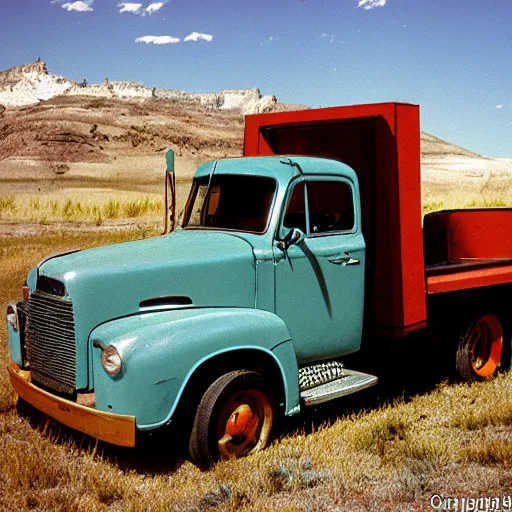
(0, 60), (279, 114)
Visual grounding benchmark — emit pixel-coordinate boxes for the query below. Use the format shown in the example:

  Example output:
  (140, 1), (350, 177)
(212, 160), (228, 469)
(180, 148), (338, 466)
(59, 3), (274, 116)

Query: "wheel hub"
(217, 389), (272, 460)
(218, 404), (259, 456)
(226, 404), (259, 439)
(467, 315), (503, 378)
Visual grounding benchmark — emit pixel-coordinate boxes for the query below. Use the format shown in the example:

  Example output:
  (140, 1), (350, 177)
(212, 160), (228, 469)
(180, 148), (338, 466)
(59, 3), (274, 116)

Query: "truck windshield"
(183, 175), (276, 234)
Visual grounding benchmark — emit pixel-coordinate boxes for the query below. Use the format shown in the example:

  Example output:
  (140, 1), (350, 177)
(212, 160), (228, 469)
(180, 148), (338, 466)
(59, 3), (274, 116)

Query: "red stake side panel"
(244, 103), (427, 337)
(424, 209), (512, 264)
(427, 265), (512, 294)
(425, 209), (512, 294)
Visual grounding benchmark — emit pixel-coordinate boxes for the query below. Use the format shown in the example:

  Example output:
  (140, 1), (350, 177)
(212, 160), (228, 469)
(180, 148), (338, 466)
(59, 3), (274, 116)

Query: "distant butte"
(0, 59), (291, 115)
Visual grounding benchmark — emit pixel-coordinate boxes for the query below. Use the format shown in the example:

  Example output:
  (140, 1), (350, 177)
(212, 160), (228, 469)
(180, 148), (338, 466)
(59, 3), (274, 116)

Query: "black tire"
(189, 370), (273, 470)
(455, 314), (504, 381)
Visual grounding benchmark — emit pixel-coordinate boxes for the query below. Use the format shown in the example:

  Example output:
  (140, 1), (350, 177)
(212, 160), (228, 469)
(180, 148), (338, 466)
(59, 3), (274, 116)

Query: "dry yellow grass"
(0, 192), (164, 225)
(0, 226), (511, 510)
(422, 173), (512, 214)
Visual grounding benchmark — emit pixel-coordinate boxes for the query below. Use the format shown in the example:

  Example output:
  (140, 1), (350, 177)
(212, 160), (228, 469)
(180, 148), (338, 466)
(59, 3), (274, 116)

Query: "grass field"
(1, 173), (511, 228)
(0, 193), (163, 226)
(422, 174), (512, 214)
(0, 174), (511, 511)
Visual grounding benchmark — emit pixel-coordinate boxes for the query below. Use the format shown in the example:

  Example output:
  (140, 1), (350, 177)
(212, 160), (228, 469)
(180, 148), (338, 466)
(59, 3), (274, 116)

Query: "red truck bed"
(244, 103), (512, 338)
(424, 209), (512, 294)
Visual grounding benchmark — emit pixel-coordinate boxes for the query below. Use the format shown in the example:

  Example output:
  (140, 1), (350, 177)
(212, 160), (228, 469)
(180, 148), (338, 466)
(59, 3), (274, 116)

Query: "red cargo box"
(424, 209), (512, 294)
(244, 103), (426, 337)
(424, 209), (512, 264)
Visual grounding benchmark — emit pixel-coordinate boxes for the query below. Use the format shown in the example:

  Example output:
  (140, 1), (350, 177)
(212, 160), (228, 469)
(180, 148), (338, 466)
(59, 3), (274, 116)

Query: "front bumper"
(8, 361), (136, 447)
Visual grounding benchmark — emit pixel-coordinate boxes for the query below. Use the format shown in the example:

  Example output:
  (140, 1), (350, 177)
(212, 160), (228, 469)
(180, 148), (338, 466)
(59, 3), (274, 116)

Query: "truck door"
(273, 177), (365, 363)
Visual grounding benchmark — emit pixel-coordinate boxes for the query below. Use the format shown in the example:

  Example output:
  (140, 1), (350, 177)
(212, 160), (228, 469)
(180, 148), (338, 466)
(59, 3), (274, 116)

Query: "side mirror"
(278, 228), (304, 251)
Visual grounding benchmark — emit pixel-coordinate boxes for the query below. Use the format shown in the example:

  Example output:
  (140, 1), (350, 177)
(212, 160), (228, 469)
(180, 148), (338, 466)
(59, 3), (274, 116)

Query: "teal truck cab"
(7, 103), (512, 469)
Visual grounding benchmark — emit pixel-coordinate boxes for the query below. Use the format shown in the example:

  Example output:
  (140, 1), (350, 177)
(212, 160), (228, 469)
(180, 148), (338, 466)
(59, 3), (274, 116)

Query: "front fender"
(89, 308), (299, 429)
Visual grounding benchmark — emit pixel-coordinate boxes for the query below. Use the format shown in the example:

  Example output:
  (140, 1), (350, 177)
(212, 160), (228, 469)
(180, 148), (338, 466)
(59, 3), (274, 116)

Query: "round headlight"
(94, 341), (122, 377)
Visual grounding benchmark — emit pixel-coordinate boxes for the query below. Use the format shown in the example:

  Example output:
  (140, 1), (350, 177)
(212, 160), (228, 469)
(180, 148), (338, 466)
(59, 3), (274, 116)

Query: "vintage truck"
(6, 102), (512, 469)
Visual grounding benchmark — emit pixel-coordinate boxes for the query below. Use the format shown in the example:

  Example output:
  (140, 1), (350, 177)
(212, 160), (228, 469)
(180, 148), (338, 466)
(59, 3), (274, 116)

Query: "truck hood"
(38, 231), (256, 389)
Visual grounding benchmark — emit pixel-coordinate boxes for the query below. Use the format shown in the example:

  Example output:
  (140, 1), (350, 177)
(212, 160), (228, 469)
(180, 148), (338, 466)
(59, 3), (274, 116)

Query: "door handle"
(328, 253), (360, 266)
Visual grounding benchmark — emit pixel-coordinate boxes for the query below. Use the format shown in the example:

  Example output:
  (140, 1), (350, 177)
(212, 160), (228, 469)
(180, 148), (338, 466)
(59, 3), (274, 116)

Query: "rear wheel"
(189, 370), (273, 470)
(455, 314), (503, 381)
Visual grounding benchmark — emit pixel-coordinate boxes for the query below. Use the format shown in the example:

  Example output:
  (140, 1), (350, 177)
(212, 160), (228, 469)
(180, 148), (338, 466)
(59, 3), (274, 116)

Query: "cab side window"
(283, 180), (354, 236)
(308, 181), (354, 234)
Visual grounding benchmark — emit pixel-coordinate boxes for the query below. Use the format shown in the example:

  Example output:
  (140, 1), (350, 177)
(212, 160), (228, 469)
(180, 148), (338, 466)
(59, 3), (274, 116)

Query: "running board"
(300, 370), (378, 406)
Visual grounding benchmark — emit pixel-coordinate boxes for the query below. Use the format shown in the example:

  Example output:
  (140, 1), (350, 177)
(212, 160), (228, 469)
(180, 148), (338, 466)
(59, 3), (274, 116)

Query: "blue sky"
(1, 0), (511, 157)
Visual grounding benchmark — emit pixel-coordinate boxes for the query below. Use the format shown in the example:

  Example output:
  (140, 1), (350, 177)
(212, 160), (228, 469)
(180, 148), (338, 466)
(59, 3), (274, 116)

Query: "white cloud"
(184, 32), (213, 42)
(61, 1), (93, 12)
(495, 105), (504, 109)
(358, 0), (386, 10)
(118, 2), (142, 13)
(118, 1), (167, 15)
(135, 35), (180, 45)
(146, 2), (164, 14)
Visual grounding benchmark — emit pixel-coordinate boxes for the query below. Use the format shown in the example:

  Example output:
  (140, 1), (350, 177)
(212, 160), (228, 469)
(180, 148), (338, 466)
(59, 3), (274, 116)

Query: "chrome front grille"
(26, 290), (76, 394)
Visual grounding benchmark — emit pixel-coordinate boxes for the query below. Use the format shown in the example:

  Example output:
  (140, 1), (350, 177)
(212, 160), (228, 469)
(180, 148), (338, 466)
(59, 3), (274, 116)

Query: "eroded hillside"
(1, 60), (511, 187)
(0, 95), (245, 174)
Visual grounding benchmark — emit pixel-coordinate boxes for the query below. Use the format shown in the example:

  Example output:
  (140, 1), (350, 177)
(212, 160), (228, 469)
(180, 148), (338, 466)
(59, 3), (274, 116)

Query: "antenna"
(280, 157), (304, 175)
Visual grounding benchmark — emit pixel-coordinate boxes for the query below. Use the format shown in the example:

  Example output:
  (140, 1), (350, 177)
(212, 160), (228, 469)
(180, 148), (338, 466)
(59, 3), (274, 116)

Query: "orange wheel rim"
(468, 315), (503, 378)
(217, 389), (272, 460)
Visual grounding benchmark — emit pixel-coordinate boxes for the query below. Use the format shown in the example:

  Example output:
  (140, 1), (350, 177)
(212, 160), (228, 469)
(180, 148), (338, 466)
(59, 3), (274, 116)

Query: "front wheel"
(189, 370), (273, 470)
(455, 313), (504, 381)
